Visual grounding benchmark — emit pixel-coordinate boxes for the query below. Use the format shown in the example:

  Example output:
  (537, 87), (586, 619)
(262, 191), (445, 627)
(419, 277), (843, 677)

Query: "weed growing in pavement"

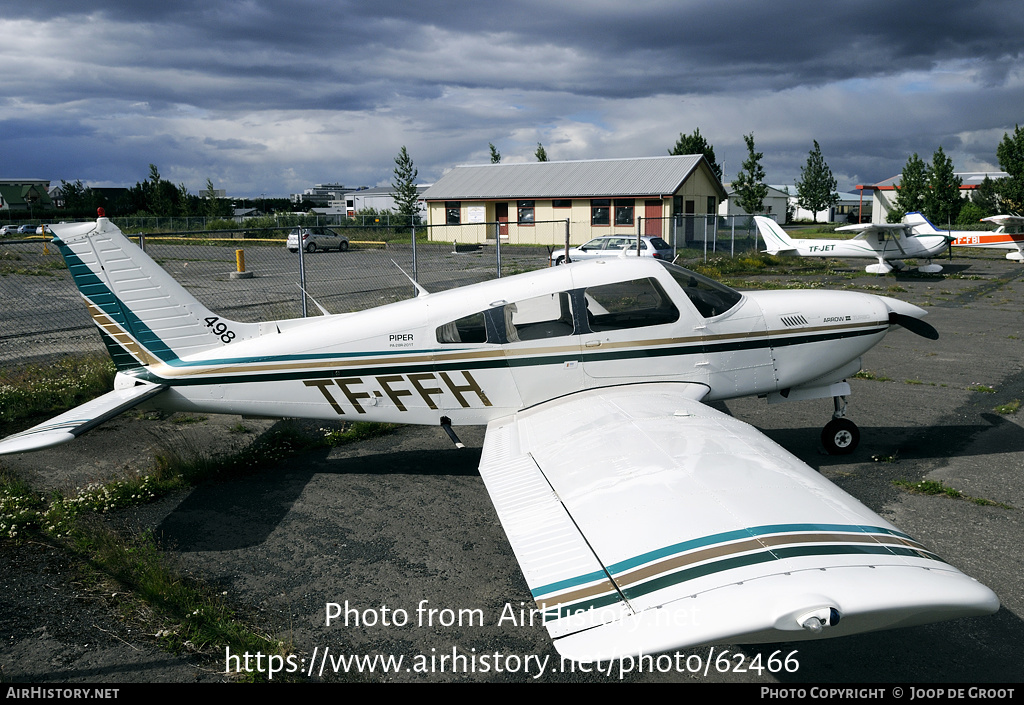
(892, 478), (1012, 509)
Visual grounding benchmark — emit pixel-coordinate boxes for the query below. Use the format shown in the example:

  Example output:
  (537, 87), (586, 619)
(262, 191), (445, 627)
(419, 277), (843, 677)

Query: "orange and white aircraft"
(906, 213), (1024, 262)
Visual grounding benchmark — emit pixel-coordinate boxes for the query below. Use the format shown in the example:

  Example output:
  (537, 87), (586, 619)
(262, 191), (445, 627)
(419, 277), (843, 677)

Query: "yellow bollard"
(230, 248), (254, 279)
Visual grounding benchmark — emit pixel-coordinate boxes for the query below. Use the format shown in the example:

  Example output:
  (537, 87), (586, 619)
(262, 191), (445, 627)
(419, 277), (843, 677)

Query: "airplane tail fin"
(903, 212), (939, 235)
(753, 216), (798, 255)
(50, 216), (261, 370)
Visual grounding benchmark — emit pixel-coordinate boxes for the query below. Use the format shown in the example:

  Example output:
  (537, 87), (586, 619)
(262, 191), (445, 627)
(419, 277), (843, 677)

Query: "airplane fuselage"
(787, 235), (949, 261)
(119, 259), (901, 426)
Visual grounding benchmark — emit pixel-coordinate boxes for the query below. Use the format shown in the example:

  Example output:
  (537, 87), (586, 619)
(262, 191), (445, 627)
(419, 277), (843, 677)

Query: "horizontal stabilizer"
(0, 381), (166, 455)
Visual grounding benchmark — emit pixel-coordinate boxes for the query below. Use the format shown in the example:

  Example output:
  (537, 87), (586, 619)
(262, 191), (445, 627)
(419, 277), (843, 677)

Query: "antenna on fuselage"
(392, 260), (430, 297)
(295, 284), (332, 316)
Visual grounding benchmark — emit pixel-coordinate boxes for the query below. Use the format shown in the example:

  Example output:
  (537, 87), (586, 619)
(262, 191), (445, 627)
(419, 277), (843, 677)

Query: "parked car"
(286, 227), (350, 253)
(550, 235), (673, 265)
(0, 225), (16, 236)
(17, 224), (36, 234)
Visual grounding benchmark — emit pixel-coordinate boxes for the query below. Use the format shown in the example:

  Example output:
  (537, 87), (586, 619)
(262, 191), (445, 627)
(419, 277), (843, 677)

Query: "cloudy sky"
(2, 1), (1022, 198)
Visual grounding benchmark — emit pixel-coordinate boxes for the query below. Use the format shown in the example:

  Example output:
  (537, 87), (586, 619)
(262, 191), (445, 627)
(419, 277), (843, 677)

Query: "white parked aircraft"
(905, 212), (1024, 262)
(0, 215), (998, 662)
(755, 215), (955, 274)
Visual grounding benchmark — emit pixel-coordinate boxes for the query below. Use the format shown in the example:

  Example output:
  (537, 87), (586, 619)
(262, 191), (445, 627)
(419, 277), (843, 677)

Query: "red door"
(496, 203), (508, 238)
(644, 200), (662, 236)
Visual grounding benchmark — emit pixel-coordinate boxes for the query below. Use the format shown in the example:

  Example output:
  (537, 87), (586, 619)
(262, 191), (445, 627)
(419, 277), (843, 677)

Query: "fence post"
(298, 230), (308, 318)
(411, 220), (418, 294)
(672, 215), (677, 260)
(496, 220), (502, 278)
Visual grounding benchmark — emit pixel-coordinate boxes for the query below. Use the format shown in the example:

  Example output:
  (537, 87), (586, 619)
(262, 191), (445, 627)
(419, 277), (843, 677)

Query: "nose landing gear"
(822, 395), (860, 455)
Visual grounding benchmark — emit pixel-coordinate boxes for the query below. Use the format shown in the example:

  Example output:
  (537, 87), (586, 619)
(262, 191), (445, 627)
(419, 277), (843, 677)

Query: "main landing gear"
(821, 394), (860, 455)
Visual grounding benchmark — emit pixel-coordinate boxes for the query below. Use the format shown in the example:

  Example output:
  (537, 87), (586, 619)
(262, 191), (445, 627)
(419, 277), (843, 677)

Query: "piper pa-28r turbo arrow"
(755, 214), (955, 274)
(0, 215), (998, 662)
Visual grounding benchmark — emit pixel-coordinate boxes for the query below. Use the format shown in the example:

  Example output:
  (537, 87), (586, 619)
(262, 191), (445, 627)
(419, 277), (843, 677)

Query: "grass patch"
(968, 384), (997, 393)
(994, 400), (1020, 415)
(1, 413), (395, 679)
(854, 369), (892, 382)
(893, 478), (1013, 509)
(0, 354), (116, 425)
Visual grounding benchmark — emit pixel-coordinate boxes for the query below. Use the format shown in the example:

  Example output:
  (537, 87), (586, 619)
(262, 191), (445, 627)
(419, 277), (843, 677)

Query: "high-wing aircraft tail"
(753, 216), (799, 255)
(48, 215), (262, 370)
(903, 212), (941, 236)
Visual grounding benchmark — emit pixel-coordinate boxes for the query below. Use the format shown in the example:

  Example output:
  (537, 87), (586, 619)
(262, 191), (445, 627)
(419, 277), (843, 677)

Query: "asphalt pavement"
(2, 248), (1023, 683)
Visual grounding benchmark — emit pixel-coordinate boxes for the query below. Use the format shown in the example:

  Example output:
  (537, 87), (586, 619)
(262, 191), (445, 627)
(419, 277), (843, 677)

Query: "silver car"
(550, 235), (673, 265)
(286, 227), (350, 253)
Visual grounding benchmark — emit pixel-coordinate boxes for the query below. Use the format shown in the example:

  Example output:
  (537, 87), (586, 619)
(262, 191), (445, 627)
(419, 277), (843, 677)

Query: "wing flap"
(479, 417), (633, 637)
(479, 383), (998, 661)
(0, 381), (167, 455)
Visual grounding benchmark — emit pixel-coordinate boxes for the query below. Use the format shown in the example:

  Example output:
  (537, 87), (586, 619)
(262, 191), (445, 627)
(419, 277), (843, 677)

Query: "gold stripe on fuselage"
(137, 319), (887, 381)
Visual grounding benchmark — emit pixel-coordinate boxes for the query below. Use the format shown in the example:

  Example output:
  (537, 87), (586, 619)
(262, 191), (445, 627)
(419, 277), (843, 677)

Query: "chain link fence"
(0, 215), (762, 365)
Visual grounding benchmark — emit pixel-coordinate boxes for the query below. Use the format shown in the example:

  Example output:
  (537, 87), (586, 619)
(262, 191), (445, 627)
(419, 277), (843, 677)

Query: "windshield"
(658, 260), (742, 318)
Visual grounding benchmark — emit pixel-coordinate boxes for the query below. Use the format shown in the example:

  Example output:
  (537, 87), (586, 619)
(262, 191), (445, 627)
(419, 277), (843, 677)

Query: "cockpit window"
(505, 292), (575, 341)
(437, 312), (487, 343)
(658, 261), (742, 318)
(584, 278), (679, 331)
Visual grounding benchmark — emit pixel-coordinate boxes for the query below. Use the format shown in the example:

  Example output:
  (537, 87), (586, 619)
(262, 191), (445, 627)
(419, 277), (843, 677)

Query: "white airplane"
(755, 215), (955, 274)
(905, 212), (1024, 262)
(0, 215), (998, 662)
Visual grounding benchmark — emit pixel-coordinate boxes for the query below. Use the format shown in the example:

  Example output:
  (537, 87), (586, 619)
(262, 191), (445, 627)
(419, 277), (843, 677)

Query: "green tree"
(887, 153), (928, 223)
(733, 133), (767, 215)
(996, 124), (1024, 213)
(391, 146), (420, 226)
(489, 143), (501, 164)
(972, 175), (1001, 216)
(923, 146), (962, 225)
(59, 179), (96, 218)
(204, 178), (222, 219)
(957, 200), (986, 226)
(668, 128), (722, 180)
(535, 143), (548, 162)
(794, 140), (839, 223)
(147, 164), (172, 217)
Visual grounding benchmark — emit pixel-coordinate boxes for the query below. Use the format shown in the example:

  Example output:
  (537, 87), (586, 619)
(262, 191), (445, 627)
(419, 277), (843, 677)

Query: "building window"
(707, 196), (716, 214)
(591, 199), (610, 226)
(517, 200), (535, 225)
(614, 199), (634, 226)
(446, 201), (461, 225)
(552, 199), (572, 208)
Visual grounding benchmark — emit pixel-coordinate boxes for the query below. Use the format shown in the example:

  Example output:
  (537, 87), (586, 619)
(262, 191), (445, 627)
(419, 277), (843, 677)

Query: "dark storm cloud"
(1, 1), (1022, 195)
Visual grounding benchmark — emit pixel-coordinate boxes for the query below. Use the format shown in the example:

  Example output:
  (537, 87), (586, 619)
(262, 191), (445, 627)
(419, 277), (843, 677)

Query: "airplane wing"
(982, 215), (1024, 227)
(835, 223), (908, 240)
(478, 382), (997, 662)
(0, 381), (166, 455)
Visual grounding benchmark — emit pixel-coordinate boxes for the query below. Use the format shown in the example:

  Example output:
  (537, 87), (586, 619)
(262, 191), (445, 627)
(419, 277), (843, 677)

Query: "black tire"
(306, 242), (317, 253)
(821, 418), (859, 455)
(338, 241), (349, 252)
(554, 256), (565, 266)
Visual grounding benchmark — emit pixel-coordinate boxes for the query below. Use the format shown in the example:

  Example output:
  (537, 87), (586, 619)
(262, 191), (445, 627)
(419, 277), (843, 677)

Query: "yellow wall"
(425, 162), (721, 245)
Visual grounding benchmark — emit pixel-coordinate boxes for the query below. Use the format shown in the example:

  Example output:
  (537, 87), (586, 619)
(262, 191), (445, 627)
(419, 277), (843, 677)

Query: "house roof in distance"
(421, 155), (724, 201)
